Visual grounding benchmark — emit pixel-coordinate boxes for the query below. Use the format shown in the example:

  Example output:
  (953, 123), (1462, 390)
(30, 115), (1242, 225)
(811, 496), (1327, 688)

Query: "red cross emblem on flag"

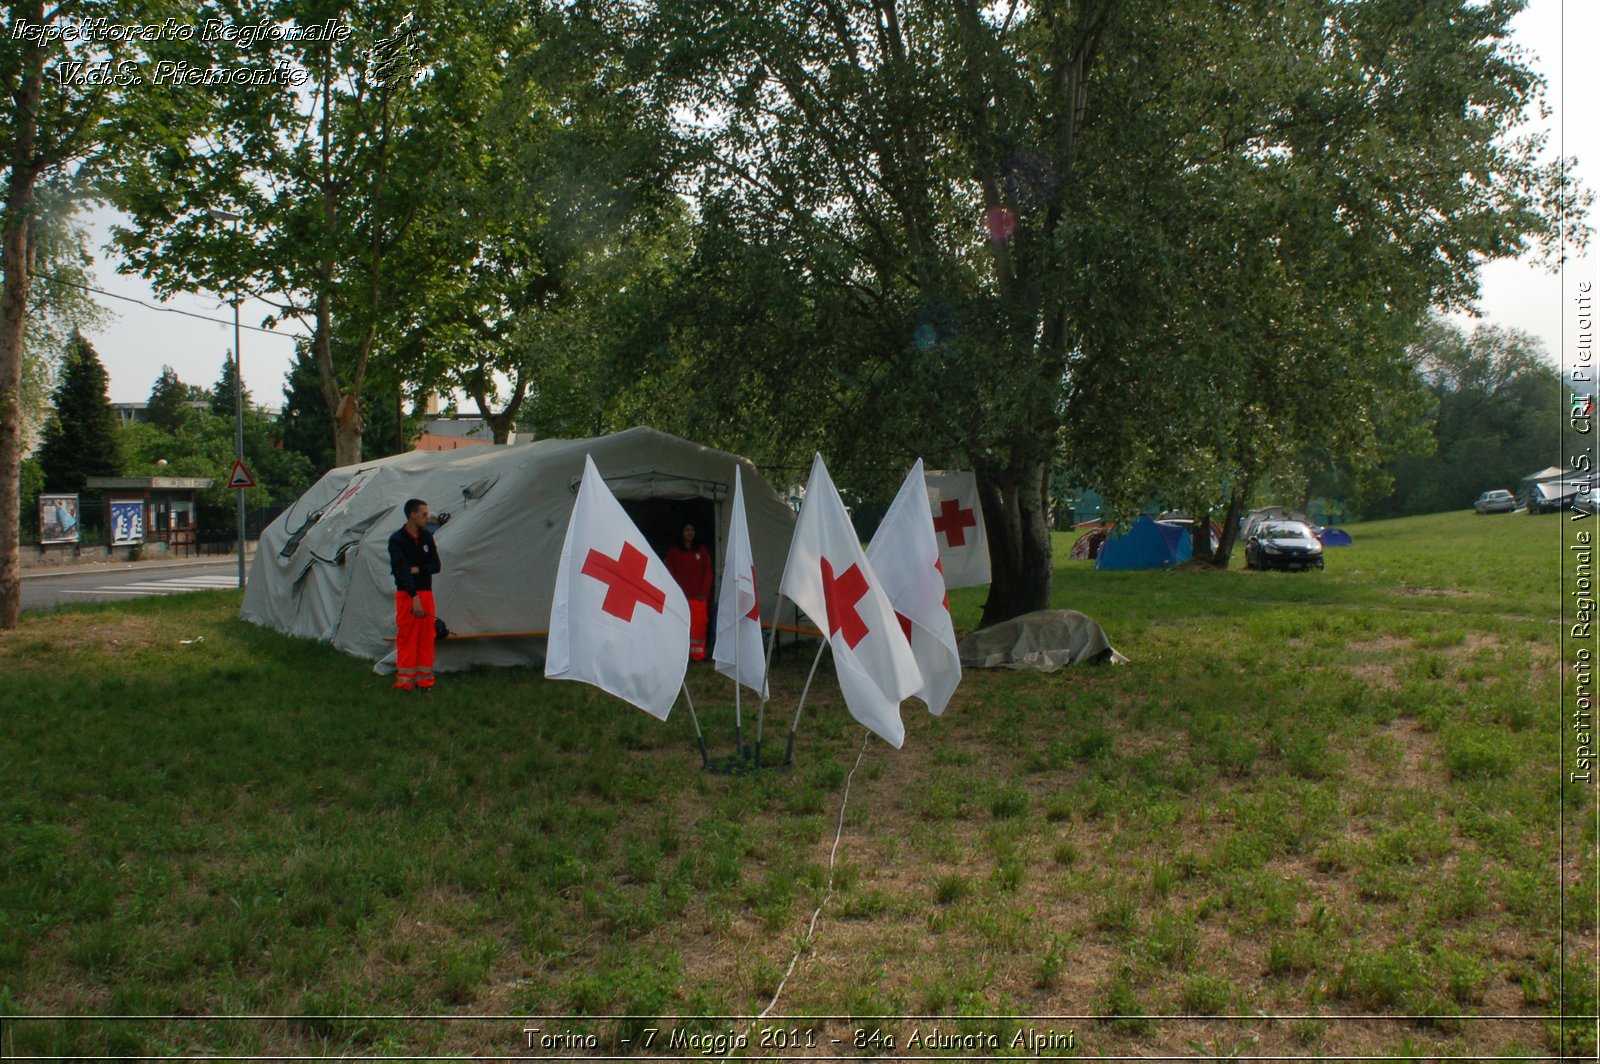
(743, 566), (760, 621)
(895, 560), (948, 644)
(933, 498), (977, 548)
(820, 557), (870, 649)
(581, 542), (666, 621)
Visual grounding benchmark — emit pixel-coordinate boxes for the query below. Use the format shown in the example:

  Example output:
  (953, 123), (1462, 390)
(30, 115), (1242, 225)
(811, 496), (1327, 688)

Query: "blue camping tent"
(1316, 527), (1353, 547)
(1095, 515), (1194, 570)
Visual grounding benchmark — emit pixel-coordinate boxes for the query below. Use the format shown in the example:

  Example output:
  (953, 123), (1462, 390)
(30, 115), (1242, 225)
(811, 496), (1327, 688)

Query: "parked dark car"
(1474, 489), (1515, 514)
(1527, 476), (1597, 513)
(1244, 520), (1325, 571)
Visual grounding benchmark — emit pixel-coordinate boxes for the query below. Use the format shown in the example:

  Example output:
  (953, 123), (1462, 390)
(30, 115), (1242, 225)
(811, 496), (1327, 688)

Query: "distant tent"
(1316, 527), (1353, 547)
(1518, 466), (1568, 510)
(1158, 513), (1223, 555)
(1530, 475), (1596, 513)
(1070, 526), (1110, 560)
(1094, 515), (1193, 570)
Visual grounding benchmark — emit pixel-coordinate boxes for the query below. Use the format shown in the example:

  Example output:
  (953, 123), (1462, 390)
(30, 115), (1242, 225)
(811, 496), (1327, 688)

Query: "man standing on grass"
(388, 498), (441, 691)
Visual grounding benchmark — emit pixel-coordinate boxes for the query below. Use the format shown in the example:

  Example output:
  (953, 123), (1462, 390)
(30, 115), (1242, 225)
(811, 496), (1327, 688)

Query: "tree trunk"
(1190, 508), (1215, 564)
(974, 457), (1054, 627)
(0, 211), (32, 630)
(469, 368), (527, 446)
(332, 394), (363, 468)
(1212, 484), (1248, 568)
(313, 296), (363, 468)
(314, 76), (362, 471)
(0, 18), (42, 630)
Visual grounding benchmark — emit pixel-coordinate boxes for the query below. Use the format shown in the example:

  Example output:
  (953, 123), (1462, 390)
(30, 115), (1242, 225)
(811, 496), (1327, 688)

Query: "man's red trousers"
(395, 590), (436, 689)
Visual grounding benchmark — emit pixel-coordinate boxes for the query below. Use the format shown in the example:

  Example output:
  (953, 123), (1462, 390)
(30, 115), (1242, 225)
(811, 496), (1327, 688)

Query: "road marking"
(62, 574), (244, 598)
(127, 577), (239, 589)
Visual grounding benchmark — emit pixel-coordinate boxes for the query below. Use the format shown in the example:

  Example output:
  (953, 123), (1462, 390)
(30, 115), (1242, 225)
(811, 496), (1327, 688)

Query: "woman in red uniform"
(664, 521), (713, 659)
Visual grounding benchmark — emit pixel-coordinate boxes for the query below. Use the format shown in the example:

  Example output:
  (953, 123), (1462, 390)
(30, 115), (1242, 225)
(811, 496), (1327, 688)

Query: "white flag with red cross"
(545, 455), (689, 719)
(713, 465), (768, 700)
(779, 454), (920, 748)
(868, 459), (962, 716)
(924, 469), (990, 589)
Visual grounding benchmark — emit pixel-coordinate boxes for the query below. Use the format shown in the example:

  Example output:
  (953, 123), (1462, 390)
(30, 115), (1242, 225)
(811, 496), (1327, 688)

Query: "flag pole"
(755, 595), (785, 766)
(784, 639), (830, 767)
(681, 683), (709, 768)
(752, 692), (764, 768)
(734, 620), (746, 762)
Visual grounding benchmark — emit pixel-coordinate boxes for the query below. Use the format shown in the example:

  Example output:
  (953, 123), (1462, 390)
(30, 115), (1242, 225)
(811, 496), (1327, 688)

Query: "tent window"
(309, 510), (392, 566)
(461, 476), (499, 502)
(279, 510), (323, 557)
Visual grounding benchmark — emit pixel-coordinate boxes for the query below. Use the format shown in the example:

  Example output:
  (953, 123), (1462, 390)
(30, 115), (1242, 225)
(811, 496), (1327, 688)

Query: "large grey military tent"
(241, 427), (797, 671)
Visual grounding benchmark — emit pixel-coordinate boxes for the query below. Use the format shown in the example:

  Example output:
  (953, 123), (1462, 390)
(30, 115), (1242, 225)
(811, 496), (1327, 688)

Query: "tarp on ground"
(241, 427), (797, 671)
(957, 609), (1127, 671)
(1094, 515), (1193, 570)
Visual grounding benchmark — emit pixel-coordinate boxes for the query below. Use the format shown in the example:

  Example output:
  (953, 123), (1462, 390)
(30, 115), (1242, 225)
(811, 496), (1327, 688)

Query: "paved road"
(21, 561), (246, 612)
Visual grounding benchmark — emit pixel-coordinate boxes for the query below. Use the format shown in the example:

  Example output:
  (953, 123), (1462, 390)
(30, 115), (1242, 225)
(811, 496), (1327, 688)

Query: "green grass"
(0, 509), (1589, 1058)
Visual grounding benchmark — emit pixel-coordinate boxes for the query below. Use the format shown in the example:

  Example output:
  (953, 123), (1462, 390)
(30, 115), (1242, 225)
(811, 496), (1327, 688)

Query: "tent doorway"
(622, 497), (719, 572)
(623, 496), (720, 656)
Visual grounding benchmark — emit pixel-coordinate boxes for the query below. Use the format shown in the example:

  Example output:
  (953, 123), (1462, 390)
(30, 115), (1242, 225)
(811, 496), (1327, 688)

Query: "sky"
(77, 0), (1598, 405)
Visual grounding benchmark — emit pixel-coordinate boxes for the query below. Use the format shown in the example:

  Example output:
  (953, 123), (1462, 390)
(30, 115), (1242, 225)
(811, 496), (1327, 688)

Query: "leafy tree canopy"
(1371, 316), (1563, 517)
(13, 193), (111, 452)
(112, 0), (487, 469)
(632, 0), (1585, 602)
(2, 0), (216, 625)
(119, 392), (315, 534)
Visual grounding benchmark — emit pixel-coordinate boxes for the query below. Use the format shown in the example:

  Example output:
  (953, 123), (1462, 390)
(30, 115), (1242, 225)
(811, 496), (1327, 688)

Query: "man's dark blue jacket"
(388, 524), (441, 595)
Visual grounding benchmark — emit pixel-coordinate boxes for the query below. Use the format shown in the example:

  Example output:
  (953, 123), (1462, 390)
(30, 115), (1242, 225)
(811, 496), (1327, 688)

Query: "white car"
(1473, 490), (1515, 514)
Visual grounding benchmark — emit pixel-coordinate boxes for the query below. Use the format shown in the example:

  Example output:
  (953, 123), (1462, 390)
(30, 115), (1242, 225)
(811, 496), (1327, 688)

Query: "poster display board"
(39, 494), (80, 544)
(110, 500), (146, 546)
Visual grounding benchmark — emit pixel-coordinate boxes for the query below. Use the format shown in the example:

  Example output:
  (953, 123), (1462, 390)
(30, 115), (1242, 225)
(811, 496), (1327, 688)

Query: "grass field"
(1, 510), (1594, 1060)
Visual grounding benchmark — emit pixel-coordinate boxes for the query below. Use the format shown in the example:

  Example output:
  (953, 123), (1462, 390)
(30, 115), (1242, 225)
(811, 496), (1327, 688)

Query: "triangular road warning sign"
(227, 459), (256, 489)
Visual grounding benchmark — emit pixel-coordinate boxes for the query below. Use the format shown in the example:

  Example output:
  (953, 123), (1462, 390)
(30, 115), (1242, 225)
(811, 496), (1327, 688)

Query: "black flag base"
(702, 744), (791, 775)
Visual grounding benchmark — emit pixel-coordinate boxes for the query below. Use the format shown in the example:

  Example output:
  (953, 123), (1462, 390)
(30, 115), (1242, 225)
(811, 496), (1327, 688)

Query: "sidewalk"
(19, 546), (258, 580)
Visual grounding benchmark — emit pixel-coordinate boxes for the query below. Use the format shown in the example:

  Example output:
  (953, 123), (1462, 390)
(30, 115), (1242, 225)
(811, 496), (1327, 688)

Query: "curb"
(20, 553), (258, 581)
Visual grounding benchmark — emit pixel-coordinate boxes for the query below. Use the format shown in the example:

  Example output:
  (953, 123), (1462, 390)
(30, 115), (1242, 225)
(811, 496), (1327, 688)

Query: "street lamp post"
(208, 209), (246, 589)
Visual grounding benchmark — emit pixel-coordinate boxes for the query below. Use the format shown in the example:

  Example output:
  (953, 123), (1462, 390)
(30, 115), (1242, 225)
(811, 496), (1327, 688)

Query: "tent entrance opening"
(621, 497), (718, 568)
